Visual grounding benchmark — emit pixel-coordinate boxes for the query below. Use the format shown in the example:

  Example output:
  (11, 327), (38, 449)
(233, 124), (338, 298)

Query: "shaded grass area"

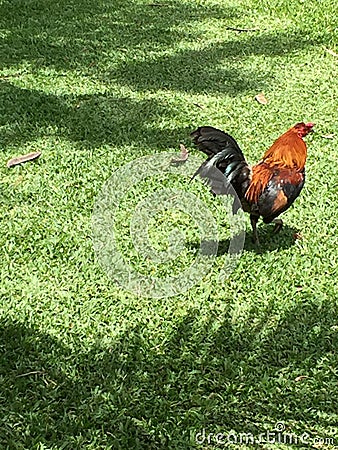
(1, 300), (338, 449)
(1, 0), (338, 448)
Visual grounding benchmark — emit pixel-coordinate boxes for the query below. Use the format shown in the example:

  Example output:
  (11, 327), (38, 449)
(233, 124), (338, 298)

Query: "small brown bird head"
(293, 122), (315, 138)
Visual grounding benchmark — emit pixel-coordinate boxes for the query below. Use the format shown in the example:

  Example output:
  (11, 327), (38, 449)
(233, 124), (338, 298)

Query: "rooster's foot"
(250, 214), (260, 245)
(272, 218), (283, 234)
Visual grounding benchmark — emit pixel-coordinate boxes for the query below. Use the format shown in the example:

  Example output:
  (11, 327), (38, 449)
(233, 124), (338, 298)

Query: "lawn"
(0, 0), (338, 448)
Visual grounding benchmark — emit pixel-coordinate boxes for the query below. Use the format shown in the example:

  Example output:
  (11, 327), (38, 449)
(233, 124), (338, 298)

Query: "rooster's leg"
(272, 218), (283, 234)
(250, 214), (260, 245)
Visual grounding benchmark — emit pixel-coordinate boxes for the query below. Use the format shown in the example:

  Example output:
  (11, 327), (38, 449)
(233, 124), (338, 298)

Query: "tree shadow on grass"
(0, 82), (188, 151)
(0, 0), (327, 93)
(0, 0), (239, 72)
(108, 30), (326, 95)
(0, 0), (330, 154)
(1, 301), (337, 449)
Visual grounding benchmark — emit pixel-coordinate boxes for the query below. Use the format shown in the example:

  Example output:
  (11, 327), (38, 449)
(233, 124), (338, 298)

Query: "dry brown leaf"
(321, 134), (335, 139)
(295, 375), (309, 382)
(178, 144), (189, 161)
(7, 151), (41, 168)
(255, 92), (268, 105)
(179, 143), (188, 155)
(324, 47), (338, 57)
(293, 232), (303, 240)
(171, 144), (189, 164)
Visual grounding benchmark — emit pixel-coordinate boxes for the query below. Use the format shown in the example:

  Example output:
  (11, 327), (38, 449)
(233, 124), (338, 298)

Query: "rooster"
(191, 122), (314, 244)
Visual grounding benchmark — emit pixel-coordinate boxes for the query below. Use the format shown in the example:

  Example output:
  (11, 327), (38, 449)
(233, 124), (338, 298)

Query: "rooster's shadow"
(189, 224), (299, 256)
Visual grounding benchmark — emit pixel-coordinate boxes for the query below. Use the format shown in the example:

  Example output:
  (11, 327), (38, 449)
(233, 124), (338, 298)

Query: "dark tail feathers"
(191, 126), (244, 158)
(190, 126), (251, 200)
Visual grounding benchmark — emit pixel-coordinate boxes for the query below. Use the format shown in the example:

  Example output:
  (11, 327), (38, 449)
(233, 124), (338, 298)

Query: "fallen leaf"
(255, 92), (268, 105)
(180, 143), (189, 155)
(293, 232), (303, 240)
(171, 144), (189, 164)
(295, 375), (309, 382)
(324, 47), (338, 57)
(7, 151), (41, 168)
(321, 134), (335, 139)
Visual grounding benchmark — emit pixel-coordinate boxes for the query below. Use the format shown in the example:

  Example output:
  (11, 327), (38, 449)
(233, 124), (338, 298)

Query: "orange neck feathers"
(245, 125), (309, 204)
(261, 127), (307, 170)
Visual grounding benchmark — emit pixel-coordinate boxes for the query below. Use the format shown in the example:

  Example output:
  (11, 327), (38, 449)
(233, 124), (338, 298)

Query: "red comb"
(305, 122), (315, 128)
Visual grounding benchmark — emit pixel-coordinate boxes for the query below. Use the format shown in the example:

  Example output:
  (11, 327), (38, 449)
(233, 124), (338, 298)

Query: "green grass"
(1, 0), (338, 448)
